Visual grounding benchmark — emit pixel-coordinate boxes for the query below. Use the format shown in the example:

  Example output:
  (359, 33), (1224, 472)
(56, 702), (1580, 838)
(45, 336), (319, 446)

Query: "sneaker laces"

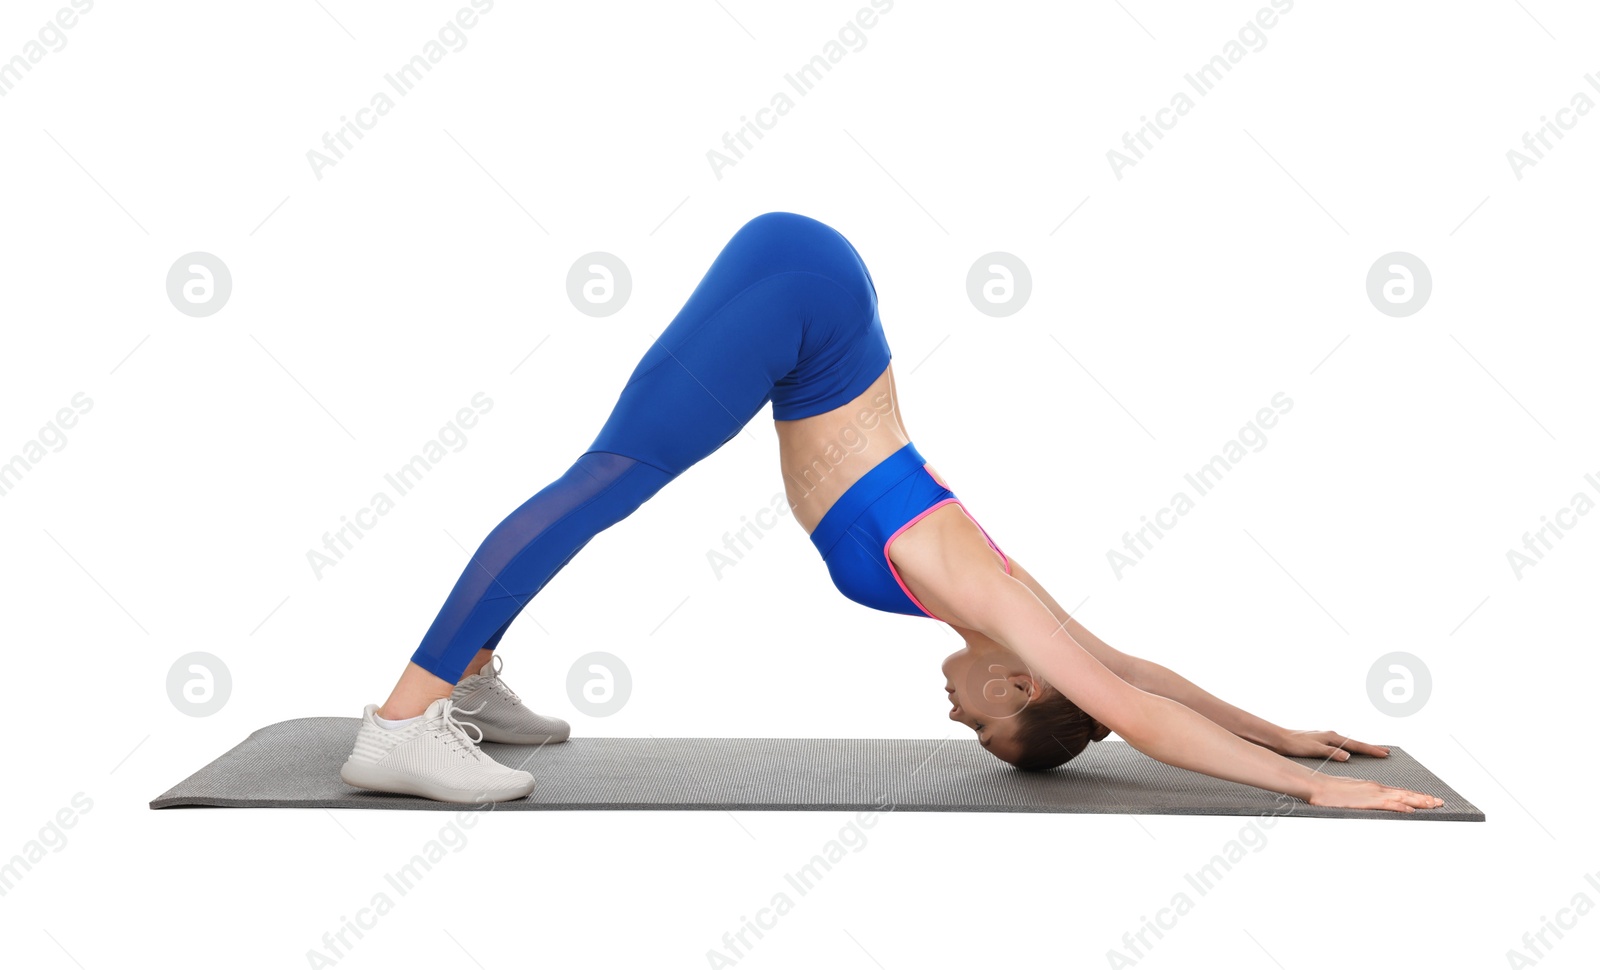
(478, 653), (524, 707)
(427, 700), (488, 759)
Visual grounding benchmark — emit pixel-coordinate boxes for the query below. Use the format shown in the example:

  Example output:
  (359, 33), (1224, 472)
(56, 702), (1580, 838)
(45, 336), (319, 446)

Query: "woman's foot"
(340, 697), (536, 803)
(450, 654), (571, 745)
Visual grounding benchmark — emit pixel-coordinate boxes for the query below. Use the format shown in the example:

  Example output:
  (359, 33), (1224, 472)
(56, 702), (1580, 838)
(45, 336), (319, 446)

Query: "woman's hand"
(1307, 774), (1444, 813)
(1269, 729), (1390, 762)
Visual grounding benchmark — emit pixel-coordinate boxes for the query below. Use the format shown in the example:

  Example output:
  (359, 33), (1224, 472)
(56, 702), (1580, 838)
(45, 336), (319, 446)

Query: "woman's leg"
(381, 452), (682, 716)
(379, 218), (868, 716)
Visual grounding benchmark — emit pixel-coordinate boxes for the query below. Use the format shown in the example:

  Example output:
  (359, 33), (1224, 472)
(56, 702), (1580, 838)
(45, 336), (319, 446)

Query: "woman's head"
(942, 641), (1109, 770)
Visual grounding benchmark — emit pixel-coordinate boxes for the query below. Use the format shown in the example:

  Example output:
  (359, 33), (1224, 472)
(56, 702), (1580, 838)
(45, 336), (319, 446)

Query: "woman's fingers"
(1331, 734), (1391, 758)
(1384, 785), (1444, 809)
(1406, 789), (1444, 809)
(1315, 731), (1390, 758)
(1310, 777), (1445, 812)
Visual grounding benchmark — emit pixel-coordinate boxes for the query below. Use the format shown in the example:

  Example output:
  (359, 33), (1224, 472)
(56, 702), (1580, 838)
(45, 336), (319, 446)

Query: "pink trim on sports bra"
(882, 468), (1011, 621)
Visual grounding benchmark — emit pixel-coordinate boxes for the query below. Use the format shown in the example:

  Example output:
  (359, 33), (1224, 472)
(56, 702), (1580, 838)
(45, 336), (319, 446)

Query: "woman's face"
(941, 642), (1041, 765)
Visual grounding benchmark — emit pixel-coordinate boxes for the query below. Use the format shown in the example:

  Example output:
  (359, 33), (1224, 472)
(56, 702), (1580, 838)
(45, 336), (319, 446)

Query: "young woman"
(340, 211), (1444, 815)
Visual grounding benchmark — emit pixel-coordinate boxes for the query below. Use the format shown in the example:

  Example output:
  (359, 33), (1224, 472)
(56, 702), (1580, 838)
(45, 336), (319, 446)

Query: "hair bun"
(1089, 721), (1112, 742)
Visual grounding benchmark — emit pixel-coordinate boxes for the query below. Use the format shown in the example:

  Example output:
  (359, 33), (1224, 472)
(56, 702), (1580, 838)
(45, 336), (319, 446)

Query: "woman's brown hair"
(1009, 688), (1112, 771)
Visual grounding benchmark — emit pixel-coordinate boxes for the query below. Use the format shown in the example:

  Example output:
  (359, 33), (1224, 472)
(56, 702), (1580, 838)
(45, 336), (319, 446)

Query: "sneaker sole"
(476, 729), (570, 745)
(339, 760), (535, 804)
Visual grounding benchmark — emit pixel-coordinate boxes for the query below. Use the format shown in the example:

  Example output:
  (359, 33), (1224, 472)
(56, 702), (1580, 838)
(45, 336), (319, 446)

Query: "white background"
(3, 1), (1597, 967)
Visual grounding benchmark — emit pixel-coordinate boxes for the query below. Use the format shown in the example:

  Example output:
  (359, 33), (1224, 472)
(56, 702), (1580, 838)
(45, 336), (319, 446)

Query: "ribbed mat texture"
(150, 717), (1482, 820)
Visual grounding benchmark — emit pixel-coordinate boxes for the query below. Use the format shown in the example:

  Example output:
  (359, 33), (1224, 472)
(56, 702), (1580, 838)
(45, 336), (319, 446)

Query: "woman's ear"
(1009, 674), (1046, 706)
(1004, 672), (1043, 717)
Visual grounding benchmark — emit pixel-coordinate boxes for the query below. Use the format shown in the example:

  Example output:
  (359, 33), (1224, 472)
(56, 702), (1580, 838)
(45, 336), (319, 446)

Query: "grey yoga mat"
(150, 716), (1483, 820)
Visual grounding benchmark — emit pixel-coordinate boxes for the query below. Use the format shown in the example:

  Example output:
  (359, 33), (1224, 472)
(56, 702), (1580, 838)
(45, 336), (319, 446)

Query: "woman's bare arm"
(889, 513), (1442, 812)
(1005, 558), (1387, 762)
(1005, 558), (1289, 747)
(950, 567), (1324, 802)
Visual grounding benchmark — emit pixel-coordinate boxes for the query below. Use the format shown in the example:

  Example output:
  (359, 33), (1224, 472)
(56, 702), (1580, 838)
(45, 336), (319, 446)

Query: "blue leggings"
(409, 212), (892, 682)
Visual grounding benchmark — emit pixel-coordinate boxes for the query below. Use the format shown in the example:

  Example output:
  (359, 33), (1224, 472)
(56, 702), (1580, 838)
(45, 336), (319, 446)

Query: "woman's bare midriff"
(775, 364), (945, 534)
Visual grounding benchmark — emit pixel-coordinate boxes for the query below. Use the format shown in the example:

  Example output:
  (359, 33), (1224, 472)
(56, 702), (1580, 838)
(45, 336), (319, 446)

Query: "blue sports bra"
(807, 442), (1010, 619)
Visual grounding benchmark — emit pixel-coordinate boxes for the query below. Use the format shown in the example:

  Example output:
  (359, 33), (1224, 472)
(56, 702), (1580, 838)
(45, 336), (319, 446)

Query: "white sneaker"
(340, 697), (536, 803)
(450, 653), (571, 745)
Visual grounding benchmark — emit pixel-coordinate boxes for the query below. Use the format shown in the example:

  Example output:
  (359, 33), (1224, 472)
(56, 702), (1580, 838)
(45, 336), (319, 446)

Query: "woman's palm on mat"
(1308, 776), (1444, 813)
(1270, 729), (1390, 762)
(1270, 731), (1444, 812)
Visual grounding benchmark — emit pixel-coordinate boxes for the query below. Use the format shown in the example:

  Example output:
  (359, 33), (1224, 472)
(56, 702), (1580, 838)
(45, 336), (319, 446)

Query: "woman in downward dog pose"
(341, 211), (1443, 814)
